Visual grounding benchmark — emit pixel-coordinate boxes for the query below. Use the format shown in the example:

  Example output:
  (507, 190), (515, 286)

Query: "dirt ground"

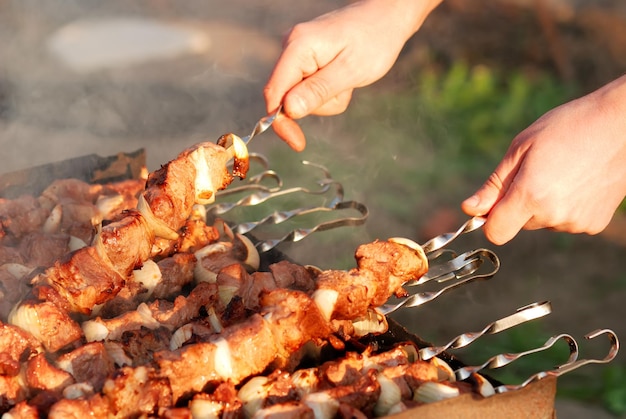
(1, 0), (626, 416)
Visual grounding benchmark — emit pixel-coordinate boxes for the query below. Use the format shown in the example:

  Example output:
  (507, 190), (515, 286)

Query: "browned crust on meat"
(41, 246), (126, 315)
(100, 210), (154, 276)
(25, 353), (74, 393)
(0, 321), (43, 376)
(144, 159), (197, 232)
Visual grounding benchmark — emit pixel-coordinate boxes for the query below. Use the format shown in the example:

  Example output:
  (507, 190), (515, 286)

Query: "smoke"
(0, 1), (342, 173)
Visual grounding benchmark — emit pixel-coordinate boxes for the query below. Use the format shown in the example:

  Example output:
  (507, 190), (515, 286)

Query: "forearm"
(342, 0), (443, 45)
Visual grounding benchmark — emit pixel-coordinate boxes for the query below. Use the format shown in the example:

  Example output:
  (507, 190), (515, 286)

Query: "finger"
(307, 90), (353, 116)
(284, 59), (361, 119)
(482, 183), (533, 245)
(264, 43), (322, 115)
(461, 171), (507, 217)
(461, 142), (531, 244)
(272, 117), (306, 151)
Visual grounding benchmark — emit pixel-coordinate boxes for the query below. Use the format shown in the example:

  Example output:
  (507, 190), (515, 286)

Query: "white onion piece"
(387, 402), (407, 415)
(42, 204), (62, 233)
(213, 337), (233, 379)
(103, 341), (133, 366)
(137, 193), (179, 240)
(303, 392), (339, 419)
(291, 368), (320, 397)
(431, 357), (456, 382)
(238, 376), (269, 419)
(92, 226), (115, 268)
(8, 304), (43, 343)
(207, 306), (223, 333)
(213, 219), (234, 241)
(136, 303), (161, 329)
(95, 194), (124, 218)
(413, 381), (460, 403)
(230, 134), (249, 162)
(170, 324), (193, 351)
(374, 373), (402, 417)
(81, 319), (109, 342)
(304, 265), (323, 277)
(235, 233), (260, 272)
(63, 382), (95, 400)
(472, 373), (496, 397)
(400, 343), (419, 364)
(68, 235), (88, 251)
(190, 204), (208, 223)
(351, 309), (388, 337)
(132, 259), (162, 301)
(218, 285), (238, 307)
(311, 289), (338, 322)
(189, 398), (223, 419)
(193, 242), (230, 284)
(190, 146), (217, 206)
(388, 236), (427, 263)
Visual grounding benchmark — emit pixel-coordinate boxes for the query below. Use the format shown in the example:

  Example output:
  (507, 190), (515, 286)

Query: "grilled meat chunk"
(314, 240), (427, 320)
(0, 322), (42, 376)
(55, 342), (116, 393)
(99, 209), (153, 276)
(8, 296), (83, 352)
(38, 246), (126, 315)
(25, 353), (74, 394)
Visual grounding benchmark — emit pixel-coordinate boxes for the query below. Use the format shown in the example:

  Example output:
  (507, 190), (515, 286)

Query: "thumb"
(462, 141), (527, 216)
(461, 174), (503, 216)
(284, 63), (354, 119)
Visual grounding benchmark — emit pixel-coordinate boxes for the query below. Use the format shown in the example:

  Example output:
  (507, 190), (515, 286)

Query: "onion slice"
(137, 193), (179, 240)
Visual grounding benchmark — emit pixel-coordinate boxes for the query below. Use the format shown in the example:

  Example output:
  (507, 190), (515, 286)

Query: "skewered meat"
(0, 135), (450, 417)
(5, 140), (248, 350)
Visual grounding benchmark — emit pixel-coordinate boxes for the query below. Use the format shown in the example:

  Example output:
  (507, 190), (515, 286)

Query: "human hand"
(264, 0), (442, 151)
(462, 75), (626, 244)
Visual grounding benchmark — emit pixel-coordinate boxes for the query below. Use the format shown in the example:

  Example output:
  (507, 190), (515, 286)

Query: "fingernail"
(463, 195), (480, 207)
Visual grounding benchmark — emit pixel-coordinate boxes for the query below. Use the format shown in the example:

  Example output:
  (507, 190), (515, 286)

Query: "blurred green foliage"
(348, 61), (578, 180)
(327, 62), (579, 234)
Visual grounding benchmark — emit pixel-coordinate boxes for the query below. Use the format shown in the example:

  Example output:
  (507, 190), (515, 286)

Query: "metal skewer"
(419, 301), (553, 361)
(209, 162), (337, 216)
(405, 249), (491, 287)
(377, 249), (500, 315)
(455, 333), (579, 381)
(242, 105), (283, 145)
(494, 329), (619, 394)
(255, 200), (369, 252)
(421, 216), (486, 255)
